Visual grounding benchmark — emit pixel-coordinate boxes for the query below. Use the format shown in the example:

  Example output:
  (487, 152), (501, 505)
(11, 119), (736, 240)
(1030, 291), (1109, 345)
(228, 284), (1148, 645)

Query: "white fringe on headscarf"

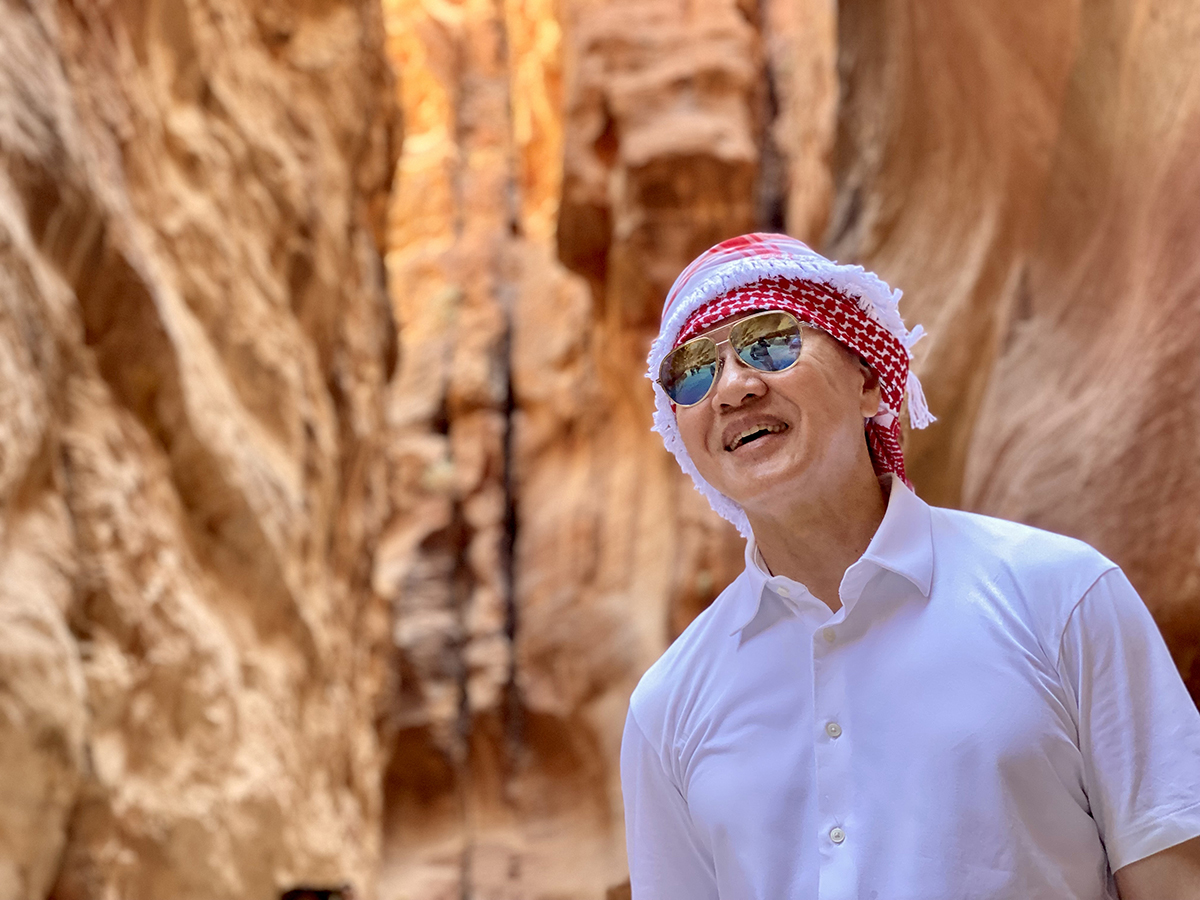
(647, 236), (934, 539)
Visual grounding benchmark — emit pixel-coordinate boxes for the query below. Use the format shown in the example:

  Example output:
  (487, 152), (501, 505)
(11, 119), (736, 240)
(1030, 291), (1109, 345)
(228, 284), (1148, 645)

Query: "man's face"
(674, 312), (882, 515)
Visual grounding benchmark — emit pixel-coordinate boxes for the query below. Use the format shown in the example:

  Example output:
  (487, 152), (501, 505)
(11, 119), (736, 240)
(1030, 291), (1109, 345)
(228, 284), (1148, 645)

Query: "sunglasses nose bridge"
(709, 339), (769, 403)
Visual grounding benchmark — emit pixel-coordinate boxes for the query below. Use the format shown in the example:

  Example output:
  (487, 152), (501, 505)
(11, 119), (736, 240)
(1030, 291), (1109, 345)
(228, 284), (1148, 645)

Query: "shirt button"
(777, 585), (790, 598)
(830, 827), (846, 844)
(826, 721), (842, 739)
(822, 628), (836, 643)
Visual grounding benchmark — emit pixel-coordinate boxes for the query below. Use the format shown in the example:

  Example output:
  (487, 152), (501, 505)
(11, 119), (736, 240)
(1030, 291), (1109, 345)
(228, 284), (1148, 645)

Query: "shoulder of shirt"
(928, 503), (1121, 637)
(929, 504), (1115, 573)
(627, 569), (750, 747)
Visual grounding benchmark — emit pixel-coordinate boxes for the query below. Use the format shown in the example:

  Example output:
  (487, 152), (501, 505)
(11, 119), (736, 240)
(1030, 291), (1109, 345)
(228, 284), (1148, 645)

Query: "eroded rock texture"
(0, 1), (398, 897)
(5, 0), (1199, 897)
(377, 0), (832, 897)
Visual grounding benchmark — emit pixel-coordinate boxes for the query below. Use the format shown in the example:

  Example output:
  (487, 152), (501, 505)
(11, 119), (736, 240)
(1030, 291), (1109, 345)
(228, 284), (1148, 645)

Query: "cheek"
(798, 348), (867, 416)
(771, 366), (866, 452)
(674, 409), (736, 487)
(675, 408), (712, 460)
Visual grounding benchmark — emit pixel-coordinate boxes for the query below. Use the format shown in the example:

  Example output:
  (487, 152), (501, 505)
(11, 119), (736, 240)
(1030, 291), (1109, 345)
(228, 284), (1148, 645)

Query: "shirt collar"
(730, 475), (934, 635)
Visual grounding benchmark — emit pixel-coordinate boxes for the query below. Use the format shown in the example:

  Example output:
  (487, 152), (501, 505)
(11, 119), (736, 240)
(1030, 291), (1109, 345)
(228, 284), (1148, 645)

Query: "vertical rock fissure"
(449, 10), (476, 895)
(498, 284), (523, 768)
(439, 501), (475, 900)
(495, 0), (525, 783)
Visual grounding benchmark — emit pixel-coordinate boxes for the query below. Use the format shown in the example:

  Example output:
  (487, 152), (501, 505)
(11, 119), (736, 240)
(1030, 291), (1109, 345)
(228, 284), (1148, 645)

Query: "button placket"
(812, 619), (855, 898)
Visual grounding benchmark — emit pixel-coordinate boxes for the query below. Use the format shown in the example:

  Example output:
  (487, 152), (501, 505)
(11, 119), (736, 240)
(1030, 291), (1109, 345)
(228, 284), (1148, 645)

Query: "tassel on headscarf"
(906, 369), (936, 430)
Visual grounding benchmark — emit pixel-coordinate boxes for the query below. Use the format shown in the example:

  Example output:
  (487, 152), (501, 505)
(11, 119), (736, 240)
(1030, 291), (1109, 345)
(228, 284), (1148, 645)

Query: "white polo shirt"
(622, 477), (1200, 899)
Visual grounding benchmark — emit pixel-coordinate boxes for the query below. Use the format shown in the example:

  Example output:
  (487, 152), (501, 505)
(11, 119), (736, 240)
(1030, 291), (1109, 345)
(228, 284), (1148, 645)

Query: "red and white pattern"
(674, 276), (912, 487)
(647, 233), (934, 539)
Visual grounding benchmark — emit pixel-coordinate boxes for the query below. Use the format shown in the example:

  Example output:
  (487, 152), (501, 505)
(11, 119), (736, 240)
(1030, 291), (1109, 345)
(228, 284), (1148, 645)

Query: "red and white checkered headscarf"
(648, 233), (934, 539)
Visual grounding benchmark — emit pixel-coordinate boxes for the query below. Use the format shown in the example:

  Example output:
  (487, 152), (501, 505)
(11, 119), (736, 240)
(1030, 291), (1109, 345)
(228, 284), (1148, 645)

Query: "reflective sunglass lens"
(731, 312), (803, 372)
(660, 339), (718, 405)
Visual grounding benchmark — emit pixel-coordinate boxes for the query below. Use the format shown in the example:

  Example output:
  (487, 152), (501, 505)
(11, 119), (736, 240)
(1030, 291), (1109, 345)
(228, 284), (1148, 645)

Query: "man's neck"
(747, 464), (889, 613)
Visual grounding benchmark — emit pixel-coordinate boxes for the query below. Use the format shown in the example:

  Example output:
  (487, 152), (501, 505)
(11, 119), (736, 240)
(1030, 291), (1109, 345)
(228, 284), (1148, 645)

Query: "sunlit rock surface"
(376, 0), (776, 896)
(3, 0), (1198, 897)
(0, 0), (398, 897)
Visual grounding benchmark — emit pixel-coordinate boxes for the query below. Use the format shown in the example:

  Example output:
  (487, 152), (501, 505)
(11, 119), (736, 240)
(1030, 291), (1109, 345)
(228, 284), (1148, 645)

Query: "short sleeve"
(1058, 567), (1200, 871)
(620, 707), (719, 900)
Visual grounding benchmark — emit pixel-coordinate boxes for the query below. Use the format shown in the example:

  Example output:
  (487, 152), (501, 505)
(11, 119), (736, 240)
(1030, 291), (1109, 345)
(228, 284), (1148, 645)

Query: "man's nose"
(710, 344), (766, 408)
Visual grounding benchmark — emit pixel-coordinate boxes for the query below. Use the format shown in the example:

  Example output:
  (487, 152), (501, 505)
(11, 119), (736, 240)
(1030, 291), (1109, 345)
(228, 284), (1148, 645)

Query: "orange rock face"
(377, 0), (835, 896)
(0, 0), (397, 897)
(4, 0), (1199, 898)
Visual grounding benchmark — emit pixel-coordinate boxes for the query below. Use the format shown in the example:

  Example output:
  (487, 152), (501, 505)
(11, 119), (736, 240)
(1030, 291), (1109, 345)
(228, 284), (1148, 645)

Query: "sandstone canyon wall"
(0, 1), (398, 898)
(376, 0), (791, 895)
(3, 0), (1200, 899)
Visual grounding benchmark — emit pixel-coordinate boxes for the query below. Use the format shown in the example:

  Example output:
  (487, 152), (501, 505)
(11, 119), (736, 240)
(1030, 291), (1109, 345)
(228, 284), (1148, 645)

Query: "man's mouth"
(725, 422), (789, 452)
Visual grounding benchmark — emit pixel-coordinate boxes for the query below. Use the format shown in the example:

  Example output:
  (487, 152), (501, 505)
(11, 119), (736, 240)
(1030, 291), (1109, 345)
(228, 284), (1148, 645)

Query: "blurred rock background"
(1, 0), (1197, 898)
(0, 0), (398, 897)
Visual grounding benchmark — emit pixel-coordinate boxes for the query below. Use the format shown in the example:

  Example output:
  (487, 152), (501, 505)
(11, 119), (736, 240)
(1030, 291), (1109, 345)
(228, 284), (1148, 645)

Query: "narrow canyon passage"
(0, 0), (1198, 898)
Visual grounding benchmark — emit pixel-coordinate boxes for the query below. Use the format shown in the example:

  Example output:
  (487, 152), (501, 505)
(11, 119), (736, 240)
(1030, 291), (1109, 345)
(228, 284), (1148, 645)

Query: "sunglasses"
(657, 310), (806, 407)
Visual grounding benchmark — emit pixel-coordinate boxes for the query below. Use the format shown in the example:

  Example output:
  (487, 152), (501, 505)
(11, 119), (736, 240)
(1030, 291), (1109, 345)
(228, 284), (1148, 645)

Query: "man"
(621, 233), (1200, 899)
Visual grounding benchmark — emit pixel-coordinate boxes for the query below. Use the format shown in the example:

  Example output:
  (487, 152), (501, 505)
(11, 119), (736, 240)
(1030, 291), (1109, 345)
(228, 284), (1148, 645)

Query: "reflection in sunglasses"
(658, 311), (806, 406)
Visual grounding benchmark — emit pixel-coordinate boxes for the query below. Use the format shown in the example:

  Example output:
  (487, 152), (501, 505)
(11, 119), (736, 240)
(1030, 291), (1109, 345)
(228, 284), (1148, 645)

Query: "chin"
(720, 457), (810, 510)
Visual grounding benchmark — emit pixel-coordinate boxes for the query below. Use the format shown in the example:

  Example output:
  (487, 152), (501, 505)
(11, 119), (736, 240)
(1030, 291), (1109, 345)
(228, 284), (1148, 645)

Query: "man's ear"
(858, 361), (882, 418)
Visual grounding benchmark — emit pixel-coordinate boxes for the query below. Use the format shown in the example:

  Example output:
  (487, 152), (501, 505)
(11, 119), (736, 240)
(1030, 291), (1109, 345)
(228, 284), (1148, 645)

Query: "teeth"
(729, 423), (787, 450)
